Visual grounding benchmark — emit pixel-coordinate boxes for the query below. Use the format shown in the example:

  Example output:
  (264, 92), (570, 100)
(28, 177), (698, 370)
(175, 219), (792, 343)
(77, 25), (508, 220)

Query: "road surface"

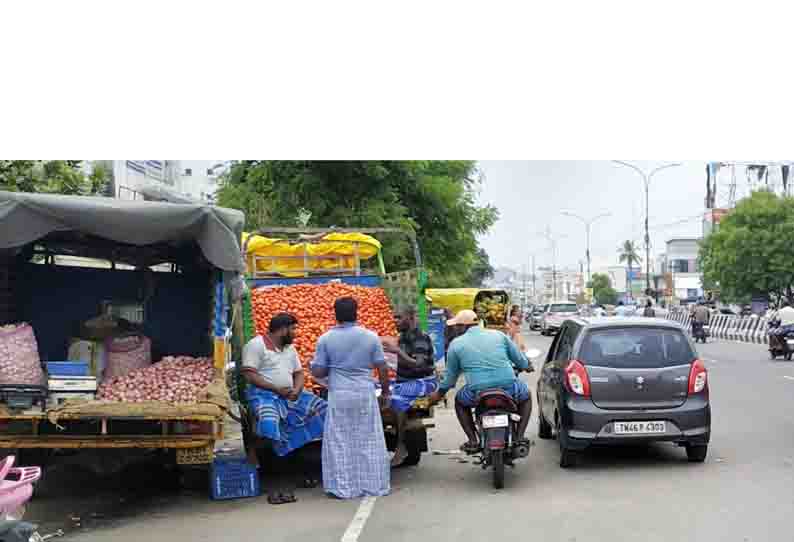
(27, 330), (794, 542)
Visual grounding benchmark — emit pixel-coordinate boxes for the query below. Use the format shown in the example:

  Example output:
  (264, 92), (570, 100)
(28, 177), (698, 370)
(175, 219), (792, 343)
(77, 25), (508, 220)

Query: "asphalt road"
(30, 330), (794, 542)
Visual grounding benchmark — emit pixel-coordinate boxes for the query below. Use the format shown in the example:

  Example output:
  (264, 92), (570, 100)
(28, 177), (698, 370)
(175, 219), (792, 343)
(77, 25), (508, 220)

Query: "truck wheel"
(399, 428), (427, 467)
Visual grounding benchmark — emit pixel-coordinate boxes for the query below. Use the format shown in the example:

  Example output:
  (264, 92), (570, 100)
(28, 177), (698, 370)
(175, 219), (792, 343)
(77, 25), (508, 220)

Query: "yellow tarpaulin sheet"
(243, 232), (381, 276)
(426, 288), (480, 315)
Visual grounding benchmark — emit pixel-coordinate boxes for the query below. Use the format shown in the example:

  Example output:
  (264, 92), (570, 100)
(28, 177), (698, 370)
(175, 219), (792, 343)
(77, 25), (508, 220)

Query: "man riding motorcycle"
(428, 309), (533, 454)
(691, 301), (710, 339)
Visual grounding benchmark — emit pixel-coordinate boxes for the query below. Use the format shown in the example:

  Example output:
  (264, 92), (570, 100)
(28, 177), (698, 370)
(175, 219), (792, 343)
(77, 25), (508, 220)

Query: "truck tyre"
(399, 428), (427, 467)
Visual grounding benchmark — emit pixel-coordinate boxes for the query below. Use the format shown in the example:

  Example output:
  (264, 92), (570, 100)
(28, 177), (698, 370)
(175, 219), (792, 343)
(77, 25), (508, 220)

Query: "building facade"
(103, 160), (227, 204)
(662, 238), (703, 304)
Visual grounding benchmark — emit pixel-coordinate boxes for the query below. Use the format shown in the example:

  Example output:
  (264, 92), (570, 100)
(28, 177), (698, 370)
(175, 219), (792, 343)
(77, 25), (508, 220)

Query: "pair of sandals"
(266, 477), (320, 505)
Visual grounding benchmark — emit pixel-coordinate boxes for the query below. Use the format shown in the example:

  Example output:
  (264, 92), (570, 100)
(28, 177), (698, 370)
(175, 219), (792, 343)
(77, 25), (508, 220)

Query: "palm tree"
(618, 240), (642, 299)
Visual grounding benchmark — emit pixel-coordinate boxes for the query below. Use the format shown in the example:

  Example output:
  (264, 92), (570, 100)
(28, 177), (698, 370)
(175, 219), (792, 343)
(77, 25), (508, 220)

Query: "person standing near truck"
(311, 297), (391, 499)
(382, 306), (438, 467)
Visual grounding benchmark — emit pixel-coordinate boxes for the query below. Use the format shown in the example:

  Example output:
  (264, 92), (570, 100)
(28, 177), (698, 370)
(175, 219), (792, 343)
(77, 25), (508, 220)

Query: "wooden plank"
(0, 436), (215, 449)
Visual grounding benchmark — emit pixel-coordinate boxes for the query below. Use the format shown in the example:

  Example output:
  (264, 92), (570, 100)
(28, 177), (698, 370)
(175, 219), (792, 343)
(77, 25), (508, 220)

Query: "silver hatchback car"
(537, 317), (710, 468)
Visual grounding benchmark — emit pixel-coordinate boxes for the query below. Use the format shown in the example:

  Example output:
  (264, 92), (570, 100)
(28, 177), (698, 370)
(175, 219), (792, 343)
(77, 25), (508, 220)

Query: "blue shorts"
(455, 380), (530, 408)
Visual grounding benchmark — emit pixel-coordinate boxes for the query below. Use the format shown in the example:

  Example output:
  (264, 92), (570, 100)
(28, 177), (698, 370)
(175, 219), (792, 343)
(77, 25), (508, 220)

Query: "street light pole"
(612, 161), (682, 298)
(539, 227), (566, 301)
(560, 210), (611, 286)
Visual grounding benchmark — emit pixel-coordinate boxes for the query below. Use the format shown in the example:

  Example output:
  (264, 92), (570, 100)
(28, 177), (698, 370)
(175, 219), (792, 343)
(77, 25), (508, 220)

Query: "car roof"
(566, 316), (684, 331)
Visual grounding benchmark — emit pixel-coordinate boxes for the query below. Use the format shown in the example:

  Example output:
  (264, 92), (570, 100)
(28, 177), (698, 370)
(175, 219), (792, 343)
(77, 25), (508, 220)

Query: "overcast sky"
(476, 161), (708, 273)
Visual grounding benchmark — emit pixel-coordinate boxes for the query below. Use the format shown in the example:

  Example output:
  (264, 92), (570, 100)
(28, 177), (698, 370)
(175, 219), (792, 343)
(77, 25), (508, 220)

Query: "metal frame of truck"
(235, 227), (434, 467)
(0, 192), (245, 469)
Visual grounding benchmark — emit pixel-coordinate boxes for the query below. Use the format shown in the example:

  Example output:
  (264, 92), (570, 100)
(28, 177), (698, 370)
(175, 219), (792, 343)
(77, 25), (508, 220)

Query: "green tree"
(0, 160), (108, 196)
(618, 240), (642, 295)
(700, 190), (794, 304)
(588, 272), (618, 305)
(217, 161), (499, 287)
(466, 247), (495, 287)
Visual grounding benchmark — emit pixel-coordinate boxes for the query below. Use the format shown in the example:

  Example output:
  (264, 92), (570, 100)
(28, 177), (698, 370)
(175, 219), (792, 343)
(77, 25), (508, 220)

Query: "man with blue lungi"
(241, 313), (327, 470)
(311, 297), (391, 499)
(382, 305), (438, 467)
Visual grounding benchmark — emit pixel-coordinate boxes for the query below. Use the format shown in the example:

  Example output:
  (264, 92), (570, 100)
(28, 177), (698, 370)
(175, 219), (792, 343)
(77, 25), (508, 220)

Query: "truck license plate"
(613, 421), (666, 435)
(482, 414), (509, 428)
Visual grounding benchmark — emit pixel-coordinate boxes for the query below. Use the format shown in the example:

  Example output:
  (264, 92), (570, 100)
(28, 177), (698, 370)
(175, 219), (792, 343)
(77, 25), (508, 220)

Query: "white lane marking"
(704, 358), (718, 364)
(783, 376), (794, 381)
(341, 496), (378, 542)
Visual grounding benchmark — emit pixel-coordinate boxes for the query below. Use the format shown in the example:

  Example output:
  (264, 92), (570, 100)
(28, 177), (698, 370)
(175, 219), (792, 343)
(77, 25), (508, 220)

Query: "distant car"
(530, 304), (548, 330)
(537, 317), (710, 468)
(540, 302), (579, 336)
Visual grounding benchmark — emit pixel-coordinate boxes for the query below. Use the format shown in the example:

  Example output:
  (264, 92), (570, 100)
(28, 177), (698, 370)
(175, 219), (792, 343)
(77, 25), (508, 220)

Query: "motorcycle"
(768, 320), (794, 361)
(0, 455), (49, 542)
(466, 348), (540, 489)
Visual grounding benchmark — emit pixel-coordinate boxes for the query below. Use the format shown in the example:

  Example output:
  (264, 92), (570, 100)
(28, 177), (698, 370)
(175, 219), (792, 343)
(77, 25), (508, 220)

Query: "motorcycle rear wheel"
(492, 451), (505, 489)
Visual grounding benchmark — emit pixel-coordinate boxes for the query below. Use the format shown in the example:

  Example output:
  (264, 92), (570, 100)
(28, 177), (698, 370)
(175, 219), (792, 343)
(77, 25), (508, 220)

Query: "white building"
(103, 160), (228, 204)
(661, 238), (703, 303)
(541, 268), (584, 302)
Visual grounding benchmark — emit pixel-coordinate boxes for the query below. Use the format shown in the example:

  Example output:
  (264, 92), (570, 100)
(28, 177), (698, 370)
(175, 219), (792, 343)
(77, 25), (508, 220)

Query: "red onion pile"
(0, 323), (45, 386)
(97, 356), (214, 403)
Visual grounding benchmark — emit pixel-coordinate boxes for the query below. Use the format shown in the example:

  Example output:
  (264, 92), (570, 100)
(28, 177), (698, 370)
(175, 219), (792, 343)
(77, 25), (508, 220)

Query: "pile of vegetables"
(0, 323), (44, 386)
(96, 356), (214, 403)
(475, 297), (507, 326)
(250, 283), (398, 389)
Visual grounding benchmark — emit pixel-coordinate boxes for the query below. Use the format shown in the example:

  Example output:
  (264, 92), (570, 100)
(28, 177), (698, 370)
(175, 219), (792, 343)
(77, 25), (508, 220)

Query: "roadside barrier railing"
(665, 311), (770, 345)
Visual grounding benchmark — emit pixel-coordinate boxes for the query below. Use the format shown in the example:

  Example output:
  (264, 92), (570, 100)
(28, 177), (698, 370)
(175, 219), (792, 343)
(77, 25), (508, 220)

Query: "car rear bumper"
(560, 395), (711, 450)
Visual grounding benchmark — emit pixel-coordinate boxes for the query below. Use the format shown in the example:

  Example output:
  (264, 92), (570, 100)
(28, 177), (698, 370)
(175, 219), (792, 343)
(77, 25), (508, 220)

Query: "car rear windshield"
(579, 327), (696, 368)
(550, 304), (577, 313)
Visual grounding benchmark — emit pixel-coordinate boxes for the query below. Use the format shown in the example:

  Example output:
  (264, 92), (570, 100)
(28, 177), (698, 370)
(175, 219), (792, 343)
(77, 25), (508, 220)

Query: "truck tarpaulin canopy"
(0, 191), (246, 272)
(243, 231), (381, 276)
(426, 288), (481, 315)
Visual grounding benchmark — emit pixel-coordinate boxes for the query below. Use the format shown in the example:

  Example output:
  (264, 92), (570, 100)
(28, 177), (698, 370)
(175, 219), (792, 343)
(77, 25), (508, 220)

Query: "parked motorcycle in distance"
(467, 348), (541, 489)
(768, 320), (794, 360)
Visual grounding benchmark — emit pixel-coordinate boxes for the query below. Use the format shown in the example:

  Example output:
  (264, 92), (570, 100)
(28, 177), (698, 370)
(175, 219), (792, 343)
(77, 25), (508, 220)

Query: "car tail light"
(688, 359), (707, 394)
(564, 360), (591, 397)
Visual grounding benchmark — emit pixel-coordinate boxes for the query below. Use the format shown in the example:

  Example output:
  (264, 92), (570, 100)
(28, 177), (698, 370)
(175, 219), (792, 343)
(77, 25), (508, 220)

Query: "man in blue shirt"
(429, 309), (533, 453)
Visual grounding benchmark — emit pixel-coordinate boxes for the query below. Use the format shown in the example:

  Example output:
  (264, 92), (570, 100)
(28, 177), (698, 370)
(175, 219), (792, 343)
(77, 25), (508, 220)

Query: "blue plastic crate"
(210, 457), (261, 500)
(46, 361), (90, 377)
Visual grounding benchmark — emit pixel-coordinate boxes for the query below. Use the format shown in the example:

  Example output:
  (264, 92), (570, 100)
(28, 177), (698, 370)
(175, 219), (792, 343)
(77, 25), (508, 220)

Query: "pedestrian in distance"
(643, 299), (656, 317)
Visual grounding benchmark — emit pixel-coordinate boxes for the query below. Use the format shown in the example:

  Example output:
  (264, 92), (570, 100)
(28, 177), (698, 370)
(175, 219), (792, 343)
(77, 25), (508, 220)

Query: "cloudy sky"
(476, 161), (711, 273)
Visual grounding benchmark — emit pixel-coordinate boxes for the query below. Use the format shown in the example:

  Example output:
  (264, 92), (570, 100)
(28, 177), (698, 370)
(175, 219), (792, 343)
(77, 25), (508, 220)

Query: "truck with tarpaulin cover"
(233, 227), (435, 467)
(0, 190), (244, 474)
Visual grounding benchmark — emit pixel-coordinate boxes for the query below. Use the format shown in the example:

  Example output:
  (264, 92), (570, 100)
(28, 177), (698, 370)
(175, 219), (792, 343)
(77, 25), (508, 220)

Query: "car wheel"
(559, 439), (578, 469)
(538, 408), (553, 440)
(786, 352), (793, 361)
(556, 421), (578, 469)
(686, 444), (708, 463)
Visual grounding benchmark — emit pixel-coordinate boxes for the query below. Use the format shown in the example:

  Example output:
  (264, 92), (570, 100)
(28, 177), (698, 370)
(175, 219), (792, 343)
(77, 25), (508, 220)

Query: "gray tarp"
(0, 191), (246, 272)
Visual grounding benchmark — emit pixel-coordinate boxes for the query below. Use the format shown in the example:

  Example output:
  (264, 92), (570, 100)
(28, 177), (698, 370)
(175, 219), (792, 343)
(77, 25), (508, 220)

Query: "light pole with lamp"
(560, 210), (611, 287)
(612, 161), (682, 299)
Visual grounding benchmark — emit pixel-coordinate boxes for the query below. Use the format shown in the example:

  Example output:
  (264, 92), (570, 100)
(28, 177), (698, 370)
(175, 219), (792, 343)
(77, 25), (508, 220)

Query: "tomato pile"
(250, 283), (398, 389)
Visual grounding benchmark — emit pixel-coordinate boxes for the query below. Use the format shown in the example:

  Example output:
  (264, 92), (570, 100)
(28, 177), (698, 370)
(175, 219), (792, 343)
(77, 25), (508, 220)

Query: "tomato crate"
(210, 457), (261, 500)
